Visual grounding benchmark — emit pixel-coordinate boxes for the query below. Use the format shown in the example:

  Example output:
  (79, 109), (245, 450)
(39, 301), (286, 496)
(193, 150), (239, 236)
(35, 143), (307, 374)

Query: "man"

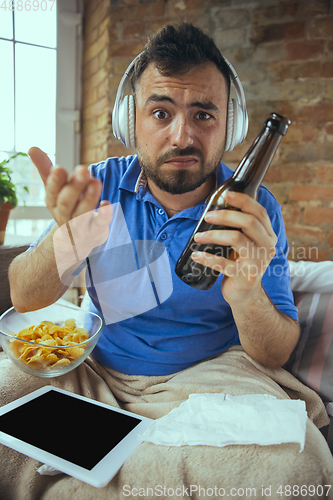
(2, 23), (332, 499)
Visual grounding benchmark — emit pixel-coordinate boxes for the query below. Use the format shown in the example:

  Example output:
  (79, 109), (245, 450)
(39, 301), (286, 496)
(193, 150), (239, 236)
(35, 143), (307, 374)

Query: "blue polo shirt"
(82, 155), (298, 376)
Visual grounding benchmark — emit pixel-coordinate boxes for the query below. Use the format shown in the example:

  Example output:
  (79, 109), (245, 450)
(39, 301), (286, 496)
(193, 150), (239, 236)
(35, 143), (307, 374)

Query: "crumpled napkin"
(140, 393), (307, 452)
(37, 464), (62, 476)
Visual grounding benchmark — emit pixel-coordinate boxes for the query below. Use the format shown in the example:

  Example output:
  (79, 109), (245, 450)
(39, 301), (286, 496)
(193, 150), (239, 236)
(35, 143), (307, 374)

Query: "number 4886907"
(0, 0), (56, 11)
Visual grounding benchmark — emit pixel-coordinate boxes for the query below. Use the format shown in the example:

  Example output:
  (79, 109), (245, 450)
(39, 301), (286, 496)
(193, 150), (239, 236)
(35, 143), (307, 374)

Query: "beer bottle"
(175, 113), (291, 290)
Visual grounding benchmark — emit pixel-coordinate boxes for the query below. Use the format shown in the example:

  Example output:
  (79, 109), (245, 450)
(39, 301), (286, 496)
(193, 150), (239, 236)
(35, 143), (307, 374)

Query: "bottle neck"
(232, 126), (283, 198)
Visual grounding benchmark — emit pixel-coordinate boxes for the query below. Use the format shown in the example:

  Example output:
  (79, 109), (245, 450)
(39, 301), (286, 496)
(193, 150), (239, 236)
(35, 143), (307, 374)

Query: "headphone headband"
(112, 56), (140, 142)
(112, 53), (248, 151)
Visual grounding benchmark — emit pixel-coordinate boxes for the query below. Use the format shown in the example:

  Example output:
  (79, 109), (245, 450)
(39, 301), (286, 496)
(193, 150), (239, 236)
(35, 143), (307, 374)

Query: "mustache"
(157, 147), (204, 166)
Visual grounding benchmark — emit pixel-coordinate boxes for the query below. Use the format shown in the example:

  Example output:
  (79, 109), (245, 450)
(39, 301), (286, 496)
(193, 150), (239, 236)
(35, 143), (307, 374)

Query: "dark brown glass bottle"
(175, 113), (291, 290)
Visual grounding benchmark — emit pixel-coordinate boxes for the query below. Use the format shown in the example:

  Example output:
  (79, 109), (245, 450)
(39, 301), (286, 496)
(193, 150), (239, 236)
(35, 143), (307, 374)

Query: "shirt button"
(160, 233), (167, 240)
(158, 208), (164, 215)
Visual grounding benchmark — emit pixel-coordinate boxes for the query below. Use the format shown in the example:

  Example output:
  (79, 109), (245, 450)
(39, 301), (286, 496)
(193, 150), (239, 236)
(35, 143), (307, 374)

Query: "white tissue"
(140, 393), (307, 452)
(37, 464), (63, 476)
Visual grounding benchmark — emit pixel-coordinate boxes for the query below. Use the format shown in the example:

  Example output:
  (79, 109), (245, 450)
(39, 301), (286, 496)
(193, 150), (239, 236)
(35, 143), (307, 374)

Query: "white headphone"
(112, 53), (248, 152)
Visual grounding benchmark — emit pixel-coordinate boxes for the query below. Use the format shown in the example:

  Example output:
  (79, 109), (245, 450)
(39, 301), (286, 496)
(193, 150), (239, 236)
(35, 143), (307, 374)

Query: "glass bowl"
(0, 302), (103, 378)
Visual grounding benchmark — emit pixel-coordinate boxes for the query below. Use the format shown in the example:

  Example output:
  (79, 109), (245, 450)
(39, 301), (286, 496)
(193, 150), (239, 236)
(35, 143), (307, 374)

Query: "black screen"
(0, 390), (141, 470)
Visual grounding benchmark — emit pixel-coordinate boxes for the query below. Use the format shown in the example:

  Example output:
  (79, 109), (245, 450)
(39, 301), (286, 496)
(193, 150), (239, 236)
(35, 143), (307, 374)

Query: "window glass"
(15, 43), (56, 157)
(0, 40), (15, 152)
(0, 8), (13, 40)
(14, 3), (57, 48)
(6, 219), (52, 245)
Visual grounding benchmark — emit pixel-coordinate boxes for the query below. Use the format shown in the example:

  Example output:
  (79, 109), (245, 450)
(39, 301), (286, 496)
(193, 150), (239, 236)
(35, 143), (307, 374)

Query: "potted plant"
(0, 152), (29, 245)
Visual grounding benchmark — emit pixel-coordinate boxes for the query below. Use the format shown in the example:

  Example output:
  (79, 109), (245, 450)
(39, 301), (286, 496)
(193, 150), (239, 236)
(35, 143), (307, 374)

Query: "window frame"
(8, 0), (83, 223)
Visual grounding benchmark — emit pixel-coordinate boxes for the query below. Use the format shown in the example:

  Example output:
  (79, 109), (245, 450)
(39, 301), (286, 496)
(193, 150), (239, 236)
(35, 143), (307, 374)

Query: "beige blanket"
(0, 347), (332, 500)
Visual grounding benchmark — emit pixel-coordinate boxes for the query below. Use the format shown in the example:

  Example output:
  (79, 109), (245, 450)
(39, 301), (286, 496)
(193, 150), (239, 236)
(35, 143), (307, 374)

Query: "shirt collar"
(119, 154), (233, 204)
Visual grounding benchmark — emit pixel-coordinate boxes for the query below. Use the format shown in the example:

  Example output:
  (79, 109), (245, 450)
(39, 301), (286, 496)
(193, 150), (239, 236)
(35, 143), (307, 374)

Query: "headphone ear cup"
(127, 95), (136, 148)
(225, 99), (234, 152)
(118, 95), (136, 148)
(225, 98), (245, 152)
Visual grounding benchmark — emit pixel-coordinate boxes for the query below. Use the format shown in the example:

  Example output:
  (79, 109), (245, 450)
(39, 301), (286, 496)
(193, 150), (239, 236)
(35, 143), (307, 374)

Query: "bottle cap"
(267, 113), (291, 136)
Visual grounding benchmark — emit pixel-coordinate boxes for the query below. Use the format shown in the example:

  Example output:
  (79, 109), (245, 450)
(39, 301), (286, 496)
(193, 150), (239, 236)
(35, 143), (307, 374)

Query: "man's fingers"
(28, 147), (53, 185)
(72, 177), (103, 218)
(45, 166), (69, 211)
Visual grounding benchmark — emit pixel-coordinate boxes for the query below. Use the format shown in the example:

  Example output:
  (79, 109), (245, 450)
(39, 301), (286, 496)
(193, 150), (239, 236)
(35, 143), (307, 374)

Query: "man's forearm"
(9, 225), (71, 312)
(230, 285), (300, 370)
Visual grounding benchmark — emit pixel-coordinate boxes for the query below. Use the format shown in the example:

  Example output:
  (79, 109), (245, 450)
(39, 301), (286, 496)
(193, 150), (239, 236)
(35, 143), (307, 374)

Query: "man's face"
(134, 62), (229, 195)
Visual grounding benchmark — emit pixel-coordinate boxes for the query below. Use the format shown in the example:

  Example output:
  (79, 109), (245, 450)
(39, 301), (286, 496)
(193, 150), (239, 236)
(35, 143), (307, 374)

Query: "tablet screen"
(0, 389), (141, 470)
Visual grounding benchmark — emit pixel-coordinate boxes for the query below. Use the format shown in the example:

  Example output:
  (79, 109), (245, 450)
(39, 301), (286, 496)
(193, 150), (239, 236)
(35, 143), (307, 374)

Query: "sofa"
(286, 260), (333, 454)
(0, 251), (333, 453)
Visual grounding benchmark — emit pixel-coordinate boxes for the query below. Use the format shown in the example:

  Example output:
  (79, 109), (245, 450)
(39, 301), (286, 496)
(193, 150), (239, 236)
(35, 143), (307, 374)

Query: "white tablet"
(0, 386), (152, 488)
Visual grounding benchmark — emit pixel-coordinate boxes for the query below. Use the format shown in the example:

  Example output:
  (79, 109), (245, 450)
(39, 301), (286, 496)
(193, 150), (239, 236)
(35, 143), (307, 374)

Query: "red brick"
(293, 103), (333, 124)
(109, 41), (145, 57)
(303, 207), (333, 225)
(83, 0), (100, 24)
(279, 142), (320, 163)
(81, 118), (98, 136)
(211, 8), (249, 30)
(82, 87), (98, 108)
(287, 243), (324, 262)
(216, 26), (248, 50)
(320, 141), (333, 162)
(96, 143), (108, 161)
(110, 1), (165, 23)
(80, 147), (99, 166)
(97, 111), (110, 130)
(82, 56), (100, 81)
(83, 25), (99, 47)
(251, 3), (299, 25)
(83, 29), (109, 64)
(285, 225), (326, 246)
(281, 122), (318, 144)
(97, 79), (108, 100)
(324, 123), (333, 135)
(99, 46), (109, 69)
(290, 185), (333, 202)
(316, 165), (333, 184)
(264, 182), (290, 205)
(107, 142), (133, 158)
(83, 67), (108, 93)
(82, 95), (110, 121)
(299, 125), (319, 143)
(278, 125), (302, 143)
(250, 21), (304, 45)
(288, 248), (330, 262)
(253, 42), (287, 63)
(265, 162), (313, 183)
(167, 0), (201, 14)
(269, 61), (321, 80)
(99, 16), (110, 37)
(322, 61), (333, 78)
(298, 0), (331, 18)
(123, 22), (146, 39)
(281, 204), (301, 224)
(86, 0), (110, 33)
(285, 40), (324, 61)
(82, 128), (110, 150)
(329, 231), (333, 247)
(308, 17), (333, 40)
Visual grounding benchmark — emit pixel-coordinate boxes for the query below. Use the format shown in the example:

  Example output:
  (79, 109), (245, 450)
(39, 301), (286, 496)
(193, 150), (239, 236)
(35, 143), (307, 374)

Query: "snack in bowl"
(0, 303), (103, 378)
(10, 319), (90, 370)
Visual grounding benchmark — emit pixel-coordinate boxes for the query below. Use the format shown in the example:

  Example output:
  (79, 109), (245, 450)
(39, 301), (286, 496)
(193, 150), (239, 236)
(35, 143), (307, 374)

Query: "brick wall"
(81, 0), (333, 261)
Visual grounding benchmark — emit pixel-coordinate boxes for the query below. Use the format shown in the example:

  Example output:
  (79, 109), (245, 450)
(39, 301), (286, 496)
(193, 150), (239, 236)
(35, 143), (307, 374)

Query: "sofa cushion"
(285, 292), (333, 402)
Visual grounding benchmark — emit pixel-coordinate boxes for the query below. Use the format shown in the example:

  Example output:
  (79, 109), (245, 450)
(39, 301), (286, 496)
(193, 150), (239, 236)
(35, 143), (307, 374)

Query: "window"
(0, 0), (82, 245)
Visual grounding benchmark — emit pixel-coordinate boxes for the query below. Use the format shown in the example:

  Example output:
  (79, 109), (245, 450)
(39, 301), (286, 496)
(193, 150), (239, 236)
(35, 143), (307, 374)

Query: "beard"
(137, 145), (225, 195)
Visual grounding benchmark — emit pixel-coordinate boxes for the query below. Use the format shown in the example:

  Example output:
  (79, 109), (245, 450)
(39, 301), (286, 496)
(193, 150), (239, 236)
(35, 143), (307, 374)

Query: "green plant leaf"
(0, 152), (30, 208)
